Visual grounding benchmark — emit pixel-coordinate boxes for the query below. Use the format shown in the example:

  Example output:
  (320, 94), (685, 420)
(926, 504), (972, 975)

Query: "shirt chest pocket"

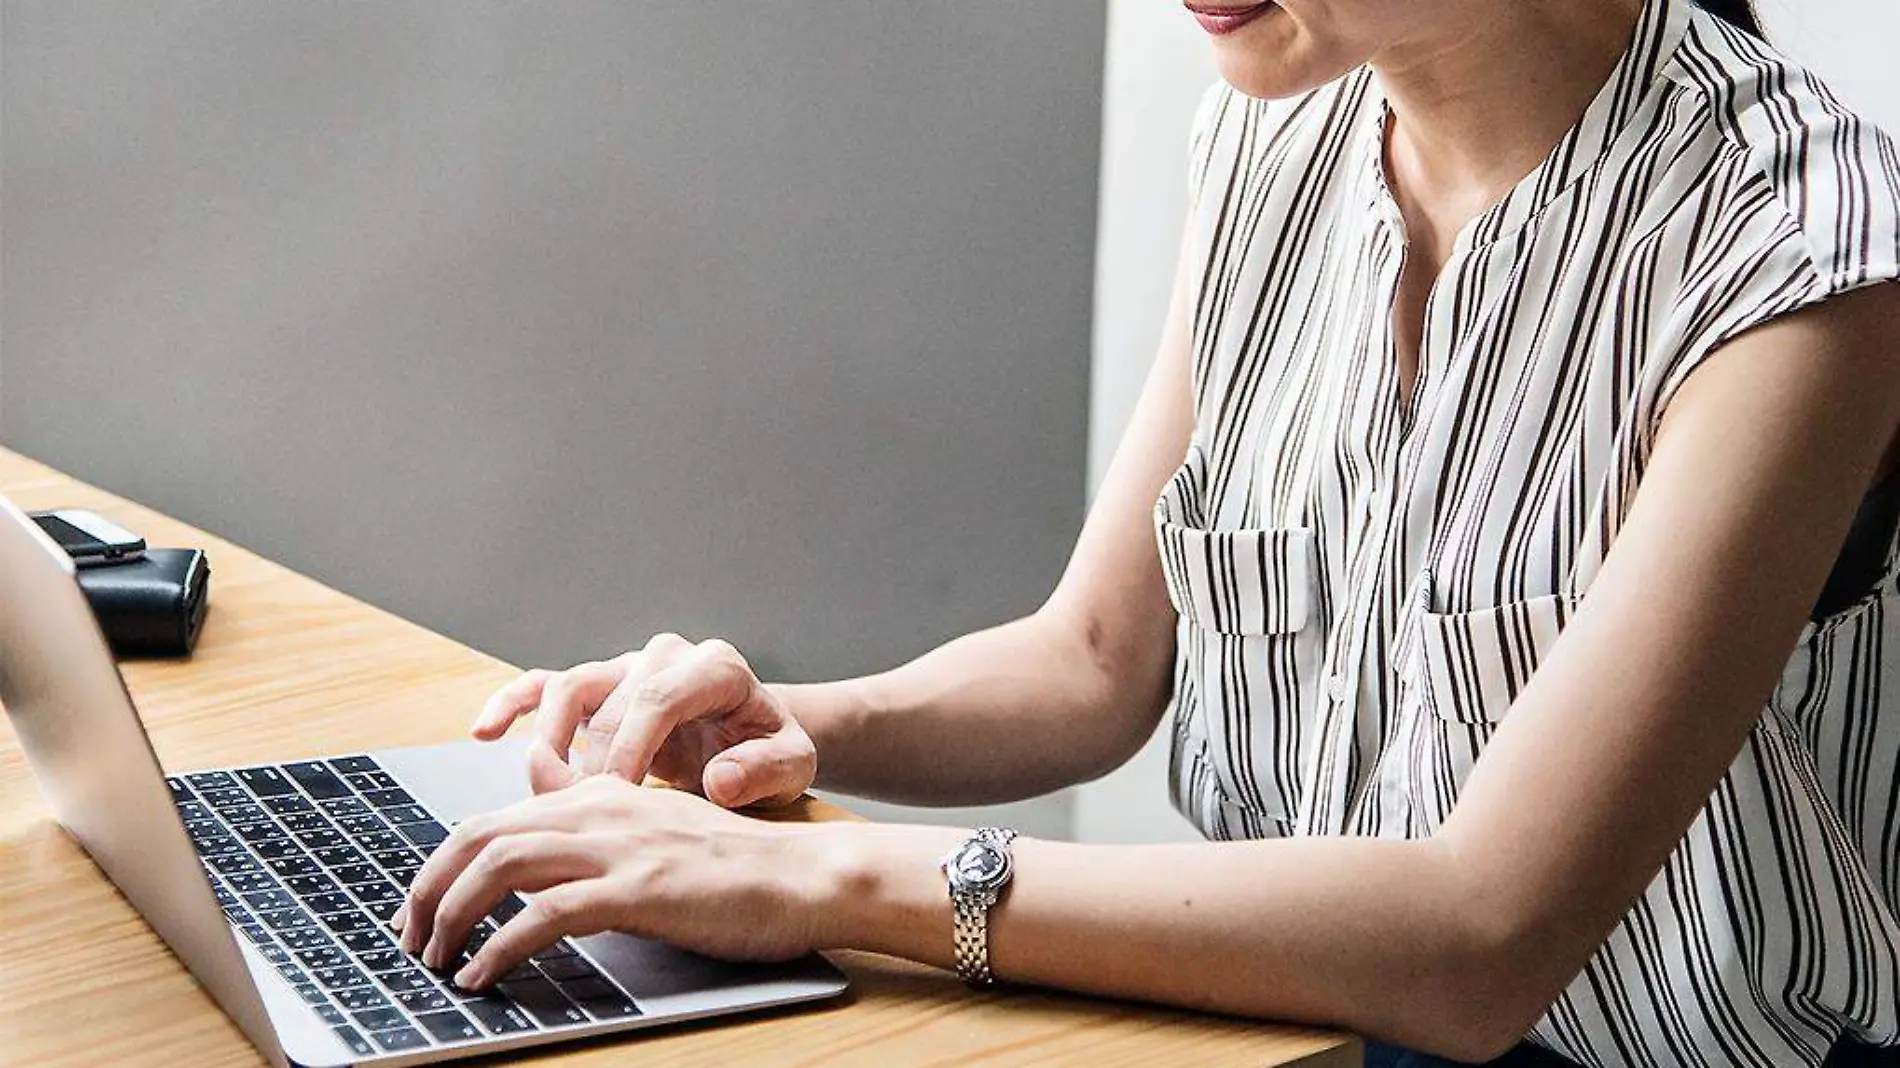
(1155, 446), (1326, 829)
(1379, 589), (1576, 830)
(1397, 592), (1576, 724)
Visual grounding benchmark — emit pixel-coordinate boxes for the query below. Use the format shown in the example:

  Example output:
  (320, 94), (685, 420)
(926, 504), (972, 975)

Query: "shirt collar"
(1361, 0), (1692, 254)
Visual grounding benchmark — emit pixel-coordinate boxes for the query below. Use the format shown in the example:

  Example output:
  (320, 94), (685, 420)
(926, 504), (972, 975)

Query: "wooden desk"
(0, 447), (1359, 1068)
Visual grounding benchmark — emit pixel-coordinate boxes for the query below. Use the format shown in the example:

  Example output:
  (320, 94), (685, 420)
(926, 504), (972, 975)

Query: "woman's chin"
(1210, 42), (1360, 102)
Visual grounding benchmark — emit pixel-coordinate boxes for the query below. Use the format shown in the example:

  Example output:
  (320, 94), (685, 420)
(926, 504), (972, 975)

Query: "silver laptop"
(0, 497), (848, 1067)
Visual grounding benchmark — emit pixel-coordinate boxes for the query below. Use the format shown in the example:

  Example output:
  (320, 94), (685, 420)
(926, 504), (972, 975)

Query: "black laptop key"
(314, 1004), (346, 1026)
(396, 989), (453, 1014)
(222, 906), (253, 926)
(363, 899), (402, 922)
(320, 911), (374, 934)
(369, 1027), (429, 1053)
(315, 965), (370, 990)
(295, 946), (347, 970)
(226, 870), (276, 893)
(231, 821), (286, 844)
(242, 889), (296, 912)
(558, 975), (640, 1019)
(276, 963), (308, 986)
(498, 976), (587, 1027)
(283, 873), (338, 897)
(500, 962), (540, 984)
(355, 831), (405, 854)
(490, 894), (528, 924)
(319, 797), (370, 817)
(346, 770), (401, 792)
(350, 1006), (407, 1032)
(350, 881), (402, 905)
(463, 998), (535, 1036)
(167, 777), (195, 803)
(415, 1008), (481, 1043)
(283, 761), (352, 800)
(379, 804), (432, 827)
(303, 892), (355, 916)
(333, 863), (381, 886)
(385, 867), (419, 889)
(259, 945), (290, 965)
(190, 834), (241, 858)
(312, 846), (367, 869)
(238, 924), (271, 946)
(530, 939), (578, 962)
(219, 803), (267, 825)
(356, 949), (408, 973)
(185, 771), (237, 790)
(295, 828), (346, 851)
(261, 907), (316, 931)
(361, 788), (416, 809)
(199, 786), (250, 809)
(208, 854), (261, 876)
(261, 839), (308, 862)
(175, 802), (211, 824)
(534, 954), (599, 983)
(279, 928), (335, 952)
(339, 928), (395, 954)
(336, 814), (388, 837)
(263, 794), (314, 815)
(235, 766), (297, 797)
(334, 986), (391, 1012)
(398, 821), (450, 848)
(331, 1025), (373, 1056)
(328, 755), (379, 775)
(377, 969), (435, 994)
(266, 855), (320, 877)
(294, 983), (328, 1007)
(183, 818), (225, 842)
(278, 811), (328, 835)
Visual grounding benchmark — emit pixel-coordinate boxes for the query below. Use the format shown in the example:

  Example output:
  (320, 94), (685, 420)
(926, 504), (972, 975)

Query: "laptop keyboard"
(167, 754), (641, 1058)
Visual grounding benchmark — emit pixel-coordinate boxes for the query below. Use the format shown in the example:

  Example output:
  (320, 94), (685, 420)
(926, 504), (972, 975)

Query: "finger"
(527, 739), (580, 794)
(399, 793), (590, 954)
(421, 832), (603, 970)
(456, 883), (610, 991)
(603, 641), (756, 784)
(701, 733), (814, 808)
(470, 669), (553, 741)
(527, 661), (622, 779)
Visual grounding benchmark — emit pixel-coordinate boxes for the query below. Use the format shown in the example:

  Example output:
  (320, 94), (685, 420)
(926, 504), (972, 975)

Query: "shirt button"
(1325, 672), (1352, 703)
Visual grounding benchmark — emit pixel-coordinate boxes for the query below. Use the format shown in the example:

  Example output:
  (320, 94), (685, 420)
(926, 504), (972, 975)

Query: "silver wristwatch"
(940, 826), (1018, 987)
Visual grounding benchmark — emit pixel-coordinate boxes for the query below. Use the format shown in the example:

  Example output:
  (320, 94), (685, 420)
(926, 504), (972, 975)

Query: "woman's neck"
(1373, 0), (1647, 241)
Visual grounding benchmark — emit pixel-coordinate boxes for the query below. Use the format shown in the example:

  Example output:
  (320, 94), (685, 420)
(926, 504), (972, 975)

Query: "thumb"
(701, 734), (814, 808)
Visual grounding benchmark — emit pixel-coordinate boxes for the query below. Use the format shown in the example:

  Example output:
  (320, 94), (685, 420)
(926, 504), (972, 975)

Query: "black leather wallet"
(74, 548), (211, 658)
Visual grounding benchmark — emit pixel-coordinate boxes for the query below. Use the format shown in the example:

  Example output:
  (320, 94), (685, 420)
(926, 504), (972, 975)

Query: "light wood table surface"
(0, 446), (1359, 1068)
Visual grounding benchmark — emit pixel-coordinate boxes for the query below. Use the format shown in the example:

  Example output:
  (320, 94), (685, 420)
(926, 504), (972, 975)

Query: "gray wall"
(1, 4), (1103, 833)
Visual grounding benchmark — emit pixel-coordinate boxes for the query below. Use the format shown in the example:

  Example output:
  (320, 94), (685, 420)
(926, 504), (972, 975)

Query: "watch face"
(951, 842), (1009, 891)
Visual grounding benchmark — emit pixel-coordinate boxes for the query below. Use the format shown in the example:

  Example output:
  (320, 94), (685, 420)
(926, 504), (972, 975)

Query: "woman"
(392, 0), (1900, 1064)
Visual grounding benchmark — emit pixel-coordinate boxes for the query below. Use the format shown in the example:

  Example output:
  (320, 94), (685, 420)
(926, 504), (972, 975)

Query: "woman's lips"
(1183, 1), (1278, 36)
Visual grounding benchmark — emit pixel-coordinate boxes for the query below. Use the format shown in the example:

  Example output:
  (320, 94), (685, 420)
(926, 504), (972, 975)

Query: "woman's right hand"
(469, 633), (817, 807)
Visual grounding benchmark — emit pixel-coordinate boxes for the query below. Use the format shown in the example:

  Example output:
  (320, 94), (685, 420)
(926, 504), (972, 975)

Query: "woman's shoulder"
(1659, 13), (1900, 294)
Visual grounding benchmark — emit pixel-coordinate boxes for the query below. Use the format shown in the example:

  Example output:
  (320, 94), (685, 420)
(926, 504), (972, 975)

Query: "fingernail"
(390, 908), (406, 933)
(707, 761), (743, 802)
(454, 963), (482, 990)
(423, 942), (441, 970)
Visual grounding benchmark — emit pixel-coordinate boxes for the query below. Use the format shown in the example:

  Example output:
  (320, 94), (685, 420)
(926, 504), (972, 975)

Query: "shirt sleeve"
(1648, 106), (1900, 429)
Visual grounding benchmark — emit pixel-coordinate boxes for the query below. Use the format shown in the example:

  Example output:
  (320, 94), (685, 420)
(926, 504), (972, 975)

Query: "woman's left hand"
(390, 775), (840, 989)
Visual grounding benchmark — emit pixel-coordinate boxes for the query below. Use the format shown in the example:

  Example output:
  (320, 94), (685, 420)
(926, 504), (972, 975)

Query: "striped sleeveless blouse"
(1155, 0), (1900, 1063)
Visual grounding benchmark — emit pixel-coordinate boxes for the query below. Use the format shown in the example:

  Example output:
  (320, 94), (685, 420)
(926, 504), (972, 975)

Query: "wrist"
(793, 822), (965, 966)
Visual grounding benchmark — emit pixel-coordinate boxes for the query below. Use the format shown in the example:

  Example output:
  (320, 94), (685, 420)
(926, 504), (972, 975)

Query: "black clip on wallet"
(76, 548), (212, 658)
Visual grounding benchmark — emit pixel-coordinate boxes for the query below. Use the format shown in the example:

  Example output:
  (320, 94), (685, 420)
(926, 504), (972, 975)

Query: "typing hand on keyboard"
(391, 775), (837, 990)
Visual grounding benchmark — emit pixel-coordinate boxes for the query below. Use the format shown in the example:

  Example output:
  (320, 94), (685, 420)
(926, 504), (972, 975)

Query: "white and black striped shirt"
(1155, 0), (1900, 1063)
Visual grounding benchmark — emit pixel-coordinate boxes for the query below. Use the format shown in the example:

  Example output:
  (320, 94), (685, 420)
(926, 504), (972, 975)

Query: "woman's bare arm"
(812, 284), (1900, 1059)
(775, 235), (1197, 805)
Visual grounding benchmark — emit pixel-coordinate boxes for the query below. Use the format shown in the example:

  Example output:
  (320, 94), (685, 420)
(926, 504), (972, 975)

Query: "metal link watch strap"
(948, 827), (1017, 988)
